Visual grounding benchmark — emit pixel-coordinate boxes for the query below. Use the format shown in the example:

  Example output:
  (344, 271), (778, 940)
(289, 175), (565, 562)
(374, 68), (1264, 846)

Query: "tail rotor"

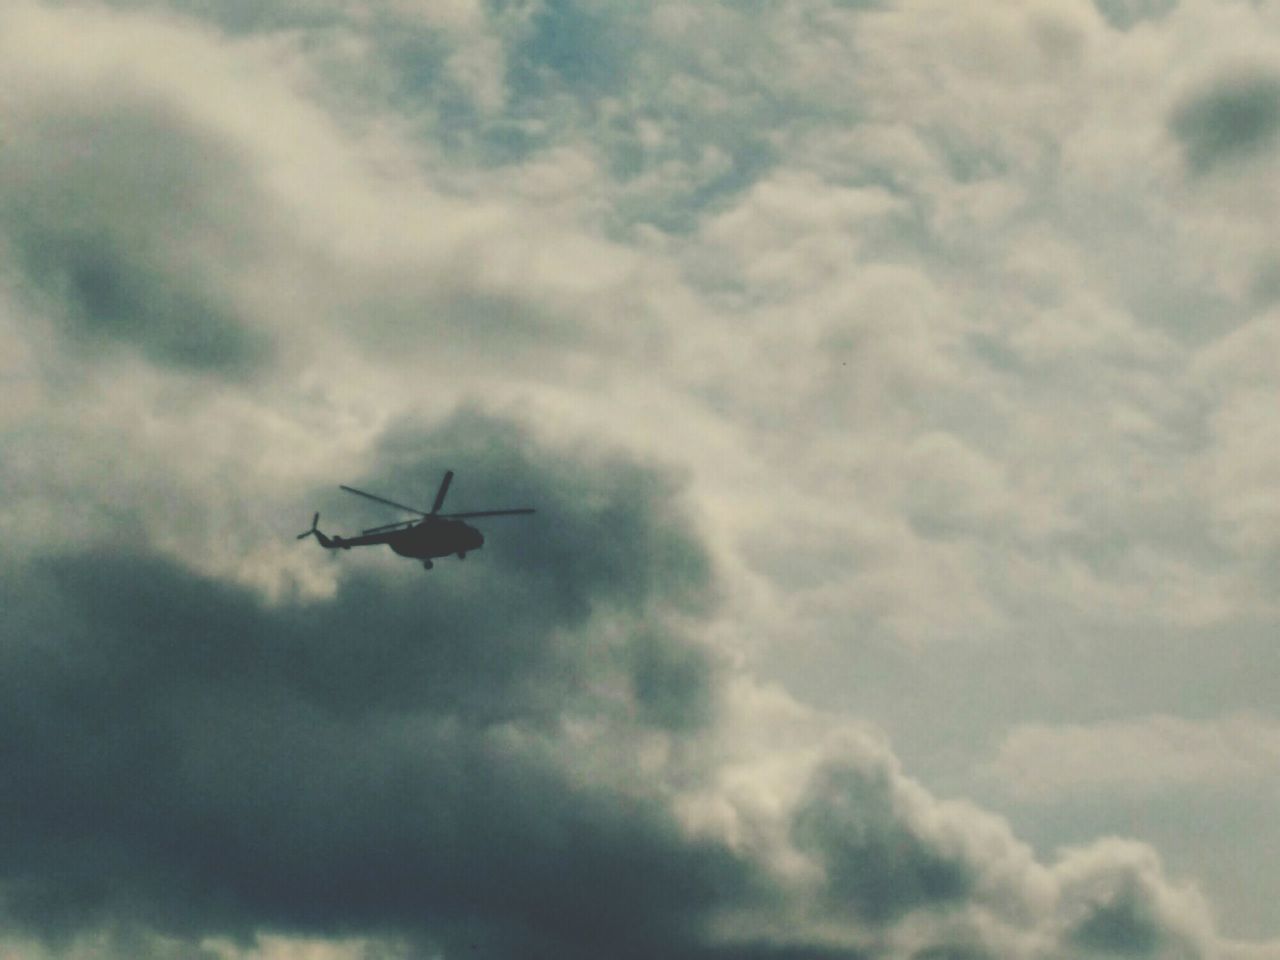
(297, 512), (320, 540)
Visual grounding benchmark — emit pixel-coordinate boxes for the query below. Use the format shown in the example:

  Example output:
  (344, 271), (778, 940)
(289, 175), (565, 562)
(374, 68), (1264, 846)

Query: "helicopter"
(298, 470), (534, 569)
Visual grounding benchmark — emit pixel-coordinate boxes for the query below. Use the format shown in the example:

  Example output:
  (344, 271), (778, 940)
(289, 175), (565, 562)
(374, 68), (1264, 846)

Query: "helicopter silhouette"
(298, 470), (534, 569)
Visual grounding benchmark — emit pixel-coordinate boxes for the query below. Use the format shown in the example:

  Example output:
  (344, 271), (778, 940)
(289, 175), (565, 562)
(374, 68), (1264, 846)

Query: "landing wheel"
(422, 560), (434, 570)
(457, 552), (467, 560)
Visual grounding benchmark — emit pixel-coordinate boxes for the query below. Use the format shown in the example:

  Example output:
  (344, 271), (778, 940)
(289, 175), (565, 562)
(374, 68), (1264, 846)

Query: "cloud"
(0, 412), (748, 956)
(4, 0), (1280, 954)
(1, 403), (1256, 959)
(0, 91), (272, 373)
(792, 761), (973, 923)
(512, 0), (642, 99)
(985, 713), (1280, 800)
(1092, 0), (1178, 31)
(1171, 69), (1280, 174)
(0, 2), (310, 377)
(1056, 840), (1216, 959)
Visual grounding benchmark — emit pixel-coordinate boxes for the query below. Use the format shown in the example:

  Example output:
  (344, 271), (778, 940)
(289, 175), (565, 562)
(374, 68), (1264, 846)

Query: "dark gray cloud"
(366, 410), (716, 619)
(1170, 70), (1280, 174)
(20, 408), (1221, 960)
(0, 91), (272, 374)
(1068, 883), (1165, 957)
(911, 948), (992, 960)
(0, 411), (752, 957)
(792, 761), (971, 925)
(1092, 0), (1178, 31)
(0, 398), (1239, 958)
(1061, 857), (1208, 960)
(699, 945), (868, 960)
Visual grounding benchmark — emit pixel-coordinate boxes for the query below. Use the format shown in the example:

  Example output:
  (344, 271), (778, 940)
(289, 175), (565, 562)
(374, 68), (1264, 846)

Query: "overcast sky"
(2, 1), (1280, 957)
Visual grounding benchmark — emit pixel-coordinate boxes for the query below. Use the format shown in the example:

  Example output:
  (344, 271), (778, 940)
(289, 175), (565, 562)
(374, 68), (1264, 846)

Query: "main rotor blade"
(438, 508), (536, 519)
(362, 520), (418, 535)
(339, 485), (428, 516)
(430, 470), (454, 515)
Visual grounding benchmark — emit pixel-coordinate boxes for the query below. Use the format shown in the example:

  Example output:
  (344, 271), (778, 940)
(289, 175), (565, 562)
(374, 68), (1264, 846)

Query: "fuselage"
(386, 517), (484, 560)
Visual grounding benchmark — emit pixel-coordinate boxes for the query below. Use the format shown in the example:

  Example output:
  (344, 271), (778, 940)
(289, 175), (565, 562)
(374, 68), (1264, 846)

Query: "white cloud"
(987, 712), (1280, 800)
(201, 934), (412, 960)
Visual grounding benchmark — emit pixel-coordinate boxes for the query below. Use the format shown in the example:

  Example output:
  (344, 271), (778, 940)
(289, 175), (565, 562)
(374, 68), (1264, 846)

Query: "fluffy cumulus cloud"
(4, 0), (1280, 957)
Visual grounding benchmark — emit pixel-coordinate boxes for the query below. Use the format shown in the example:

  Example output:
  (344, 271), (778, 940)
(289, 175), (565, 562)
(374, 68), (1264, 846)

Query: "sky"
(1, 0), (1279, 957)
